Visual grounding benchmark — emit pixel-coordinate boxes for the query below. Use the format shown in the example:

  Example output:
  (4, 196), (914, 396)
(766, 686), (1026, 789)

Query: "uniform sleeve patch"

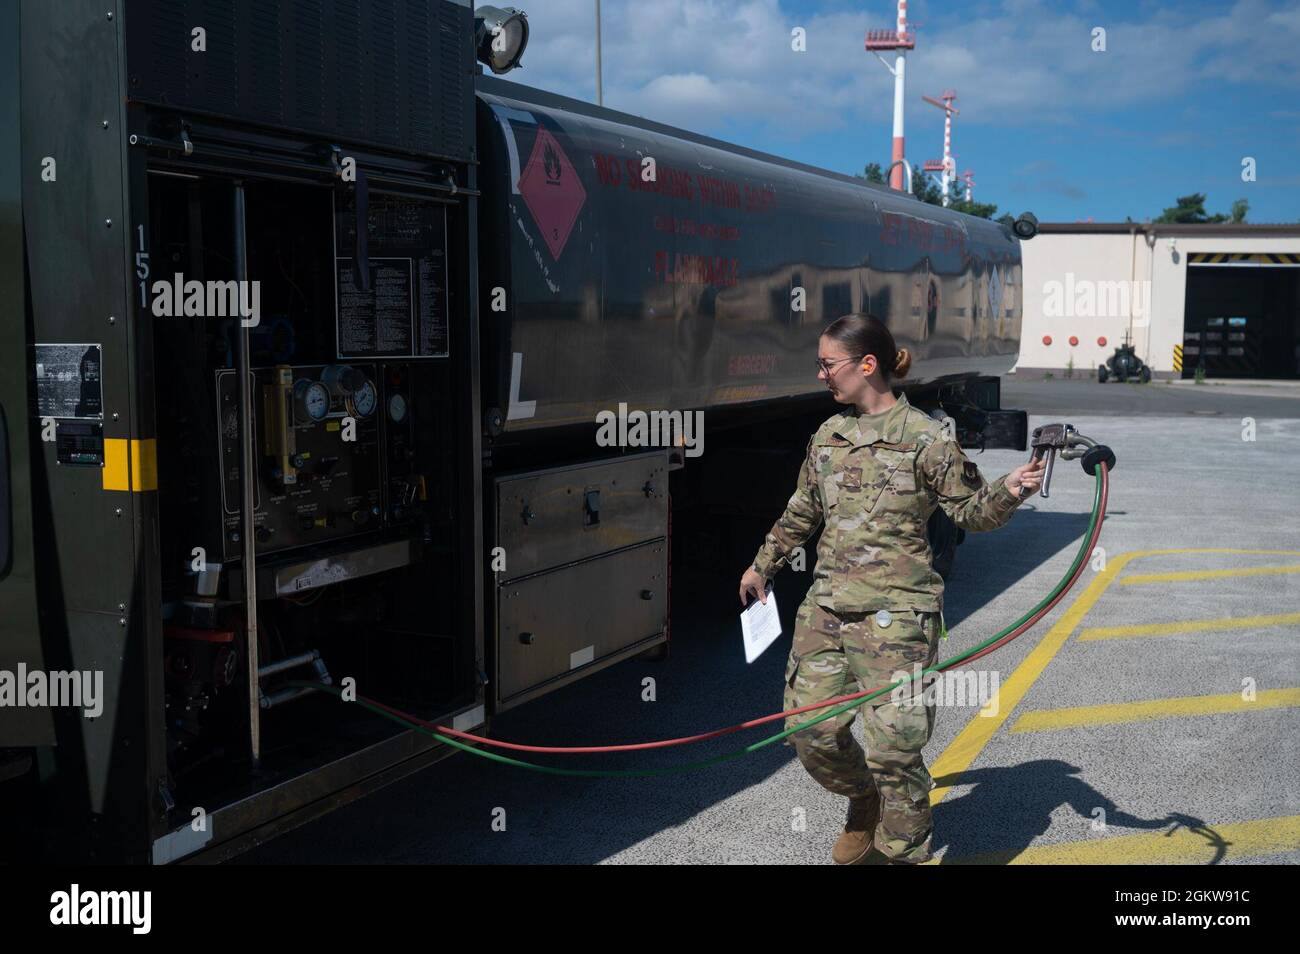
(961, 460), (981, 489)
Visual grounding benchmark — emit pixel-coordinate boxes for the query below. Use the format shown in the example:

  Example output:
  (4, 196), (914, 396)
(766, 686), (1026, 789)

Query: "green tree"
(1155, 193), (1245, 224)
(949, 198), (1000, 218)
(948, 178), (999, 219)
(910, 168), (944, 206)
(1156, 193), (1215, 222)
(855, 162), (1008, 223)
(857, 162), (886, 183)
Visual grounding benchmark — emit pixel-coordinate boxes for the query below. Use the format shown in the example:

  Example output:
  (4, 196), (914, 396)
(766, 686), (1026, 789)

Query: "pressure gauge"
(294, 379), (331, 423)
(322, 363), (364, 397)
(348, 379), (377, 418)
(388, 393), (408, 423)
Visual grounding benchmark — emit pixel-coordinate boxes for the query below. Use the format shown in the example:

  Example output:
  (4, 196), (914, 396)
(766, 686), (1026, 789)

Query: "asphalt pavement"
(242, 376), (1300, 864)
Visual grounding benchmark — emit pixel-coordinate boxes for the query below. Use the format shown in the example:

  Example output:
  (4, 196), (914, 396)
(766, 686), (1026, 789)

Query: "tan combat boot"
(832, 789), (880, 865)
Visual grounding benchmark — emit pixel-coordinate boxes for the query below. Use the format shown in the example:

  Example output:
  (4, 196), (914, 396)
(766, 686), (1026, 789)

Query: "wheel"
(1097, 365), (1108, 383)
(1139, 365), (1151, 383)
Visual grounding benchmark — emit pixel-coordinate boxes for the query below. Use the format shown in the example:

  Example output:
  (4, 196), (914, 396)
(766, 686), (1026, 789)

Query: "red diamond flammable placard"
(518, 126), (586, 261)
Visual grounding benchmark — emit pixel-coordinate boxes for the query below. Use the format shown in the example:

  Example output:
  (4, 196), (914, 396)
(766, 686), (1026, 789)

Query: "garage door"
(1182, 253), (1300, 379)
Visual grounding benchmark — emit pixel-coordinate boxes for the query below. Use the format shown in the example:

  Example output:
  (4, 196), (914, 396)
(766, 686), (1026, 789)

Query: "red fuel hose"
(296, 462), (1109, 758)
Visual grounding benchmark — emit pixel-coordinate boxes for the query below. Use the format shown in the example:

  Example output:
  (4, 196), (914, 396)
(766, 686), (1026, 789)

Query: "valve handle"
(1024, 423), (1074, 499)
(1019, 424), (1117, 499)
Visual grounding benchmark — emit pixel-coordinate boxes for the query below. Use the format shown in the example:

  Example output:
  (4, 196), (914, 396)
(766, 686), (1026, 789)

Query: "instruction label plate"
(35, 343), (103, 420)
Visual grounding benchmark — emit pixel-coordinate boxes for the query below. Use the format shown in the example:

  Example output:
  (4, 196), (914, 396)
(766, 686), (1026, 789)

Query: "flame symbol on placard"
(544, 142), (561, 182)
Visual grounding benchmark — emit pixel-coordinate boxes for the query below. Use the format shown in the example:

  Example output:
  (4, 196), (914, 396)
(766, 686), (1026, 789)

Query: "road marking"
(928, 547), (1300, 809)
(1008, 688), (1300, 733)
(928, 551), (1132, 805)
(1078, 611), (1300, 641)
(939, 814), (1300, 865)
(1121, 564), (1300, 585)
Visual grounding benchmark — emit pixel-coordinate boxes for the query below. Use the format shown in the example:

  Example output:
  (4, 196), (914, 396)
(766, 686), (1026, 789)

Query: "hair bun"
(893, 348), (912, 380)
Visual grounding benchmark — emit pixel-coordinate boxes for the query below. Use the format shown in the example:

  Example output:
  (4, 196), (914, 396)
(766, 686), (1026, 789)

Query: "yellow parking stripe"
(929, 547), (1300, 809)
(1121, 564), (1300, 584)
(928, 551), (1135, 806)
(940, 814), (1300, 865)
(1009, 688), (1300, 733)
(1079, 611), (1300, 641)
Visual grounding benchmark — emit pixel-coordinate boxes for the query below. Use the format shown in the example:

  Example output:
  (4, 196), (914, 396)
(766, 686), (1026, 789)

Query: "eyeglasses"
(815, 355), (864, 376)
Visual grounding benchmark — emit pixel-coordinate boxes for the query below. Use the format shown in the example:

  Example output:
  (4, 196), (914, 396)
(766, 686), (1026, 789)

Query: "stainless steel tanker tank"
(475, 75), (1024, 435)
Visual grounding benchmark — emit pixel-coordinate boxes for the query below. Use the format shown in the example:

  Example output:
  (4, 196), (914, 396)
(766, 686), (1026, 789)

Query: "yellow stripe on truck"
(102, 438), (158, 492)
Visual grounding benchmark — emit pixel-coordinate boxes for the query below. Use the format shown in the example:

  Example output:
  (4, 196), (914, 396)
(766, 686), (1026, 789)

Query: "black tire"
(1098, 365), (1108, 383)
(1139, 365), (1151, 383)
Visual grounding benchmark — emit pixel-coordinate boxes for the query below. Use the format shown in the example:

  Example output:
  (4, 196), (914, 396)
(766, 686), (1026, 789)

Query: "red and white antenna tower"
(921, 89), (958, 206)
(958, 169), (974, 203)
(865, 1), (916, 192)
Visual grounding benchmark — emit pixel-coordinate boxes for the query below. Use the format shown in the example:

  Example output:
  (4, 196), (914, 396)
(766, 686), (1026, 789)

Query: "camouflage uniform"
(751, 393), (1024, 862)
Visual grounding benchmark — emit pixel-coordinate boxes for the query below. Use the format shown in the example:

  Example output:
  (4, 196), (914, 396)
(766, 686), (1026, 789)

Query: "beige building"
(1014, 223), (1300, 380)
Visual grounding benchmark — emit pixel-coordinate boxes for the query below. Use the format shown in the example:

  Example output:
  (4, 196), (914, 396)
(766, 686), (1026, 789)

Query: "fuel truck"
(0, 0), (1032, 863)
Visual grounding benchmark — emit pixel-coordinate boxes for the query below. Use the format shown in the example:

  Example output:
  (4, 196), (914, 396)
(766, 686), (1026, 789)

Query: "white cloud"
(510, 0), (1299, 138)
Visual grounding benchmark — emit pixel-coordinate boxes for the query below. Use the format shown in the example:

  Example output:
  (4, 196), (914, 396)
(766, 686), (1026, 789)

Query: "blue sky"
(503, 0), (1300, 223)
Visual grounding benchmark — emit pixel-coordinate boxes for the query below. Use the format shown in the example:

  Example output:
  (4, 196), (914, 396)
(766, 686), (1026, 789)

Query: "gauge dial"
(348, 379), (377, 418)
(294, 379), (331, 423)
(388, 393), (408, 423)
(322, 363), (363, 397)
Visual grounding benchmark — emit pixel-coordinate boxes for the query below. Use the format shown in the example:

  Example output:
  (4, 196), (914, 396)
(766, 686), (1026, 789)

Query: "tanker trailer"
(472, 76), (1031, 698)
(0, 0), (1030, 862)
(476, 76), (1028, 453)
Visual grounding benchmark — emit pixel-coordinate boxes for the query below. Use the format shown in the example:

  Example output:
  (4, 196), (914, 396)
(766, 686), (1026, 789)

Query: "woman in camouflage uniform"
(738, 313), (1044, 865)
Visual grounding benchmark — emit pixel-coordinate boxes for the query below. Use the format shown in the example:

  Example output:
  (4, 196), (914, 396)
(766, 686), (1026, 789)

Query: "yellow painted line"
(1121, 564), (1300, 584)
(1120, 548), (1300, 557)
(928, 547), (1300, 808)
(940, 814), (1300, 865)
(1009, 688), (1300, 733)
(928, 551), (1136, 805)
(102, 438), (158, 492)
(1079, 611), (1300, 641)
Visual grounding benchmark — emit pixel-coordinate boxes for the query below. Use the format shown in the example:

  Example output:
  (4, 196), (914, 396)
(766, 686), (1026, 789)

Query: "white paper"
(740, 587), (782, 663)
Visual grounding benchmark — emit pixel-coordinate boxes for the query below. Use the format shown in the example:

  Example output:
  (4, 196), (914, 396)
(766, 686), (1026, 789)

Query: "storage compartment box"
(496, 540), (667, 707)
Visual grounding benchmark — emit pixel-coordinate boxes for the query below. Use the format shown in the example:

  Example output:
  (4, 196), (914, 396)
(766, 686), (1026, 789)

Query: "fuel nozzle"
(1023, 424), (1116, 499)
